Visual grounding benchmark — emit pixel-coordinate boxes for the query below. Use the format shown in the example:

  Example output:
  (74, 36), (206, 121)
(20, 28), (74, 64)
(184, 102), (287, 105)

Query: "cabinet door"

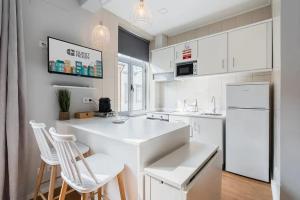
(198, 33), (227, 75)
(150, 177), (181, 200)
(175, 41), (198, 63)
(228, 22), (272, 72)
(191, 117), (223, 150)
(151, 47), (174, 74)
(169, 115), (193, 138)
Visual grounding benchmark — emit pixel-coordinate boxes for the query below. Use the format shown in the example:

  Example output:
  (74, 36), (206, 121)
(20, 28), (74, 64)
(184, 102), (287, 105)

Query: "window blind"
(118, 26), (150, 62)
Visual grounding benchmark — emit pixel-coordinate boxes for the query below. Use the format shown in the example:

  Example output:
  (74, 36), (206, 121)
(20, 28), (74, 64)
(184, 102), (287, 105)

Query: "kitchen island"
(56, 116), (190, 200)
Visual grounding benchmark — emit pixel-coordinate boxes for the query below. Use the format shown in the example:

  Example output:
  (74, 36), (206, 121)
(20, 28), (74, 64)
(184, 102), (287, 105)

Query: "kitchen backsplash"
(155, 71), (272, 113)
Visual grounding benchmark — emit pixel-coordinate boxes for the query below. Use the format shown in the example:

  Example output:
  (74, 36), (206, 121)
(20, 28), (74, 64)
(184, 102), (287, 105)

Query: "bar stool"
(49, 127), (126, 200)
(30, 120), (90, 200)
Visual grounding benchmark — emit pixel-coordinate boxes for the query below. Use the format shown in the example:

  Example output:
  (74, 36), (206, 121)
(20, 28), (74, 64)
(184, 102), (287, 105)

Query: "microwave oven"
(175, 61), (198, 77)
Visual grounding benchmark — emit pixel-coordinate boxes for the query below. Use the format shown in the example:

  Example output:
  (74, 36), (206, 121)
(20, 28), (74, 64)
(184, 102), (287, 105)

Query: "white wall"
(22, 0), (152, 197)
(280, 0), (300, 199)
(271, 0), (281, 199)
(156, 72), (272, 113)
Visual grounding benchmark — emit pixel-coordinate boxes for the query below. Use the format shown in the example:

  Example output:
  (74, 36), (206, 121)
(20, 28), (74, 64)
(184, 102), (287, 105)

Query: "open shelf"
(52, 85), (96, 90)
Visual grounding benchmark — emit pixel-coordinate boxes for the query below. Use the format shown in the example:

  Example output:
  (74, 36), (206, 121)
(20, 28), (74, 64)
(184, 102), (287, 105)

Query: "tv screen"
(48, 37), (103, 79)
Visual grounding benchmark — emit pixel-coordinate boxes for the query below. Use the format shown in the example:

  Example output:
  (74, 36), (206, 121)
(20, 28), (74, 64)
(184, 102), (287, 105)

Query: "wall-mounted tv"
(48, 37), (103, 79)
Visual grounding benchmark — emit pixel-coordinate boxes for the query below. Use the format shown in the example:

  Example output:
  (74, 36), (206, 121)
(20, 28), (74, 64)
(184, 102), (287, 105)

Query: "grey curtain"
(0, 0), (27, 199)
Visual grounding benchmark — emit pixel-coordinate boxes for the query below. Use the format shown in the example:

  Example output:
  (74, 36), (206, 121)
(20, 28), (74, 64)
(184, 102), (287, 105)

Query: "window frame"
(118, 54), (147, 116)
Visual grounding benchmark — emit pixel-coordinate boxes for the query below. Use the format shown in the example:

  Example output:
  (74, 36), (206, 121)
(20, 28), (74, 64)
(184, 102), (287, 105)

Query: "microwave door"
(177, 63), (194, 76)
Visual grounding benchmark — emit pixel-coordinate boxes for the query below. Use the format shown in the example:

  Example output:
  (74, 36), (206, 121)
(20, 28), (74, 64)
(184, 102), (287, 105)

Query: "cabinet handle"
(232, 57), (235, 68)
(170, 60), (172, 68)
(222, 59), (225, 69)
(190, 126), (194, 138)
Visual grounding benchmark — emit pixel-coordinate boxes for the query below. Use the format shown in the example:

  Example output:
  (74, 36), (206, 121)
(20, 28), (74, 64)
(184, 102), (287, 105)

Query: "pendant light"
(92, 21), (110, 48)
(133, 0), (152, 24)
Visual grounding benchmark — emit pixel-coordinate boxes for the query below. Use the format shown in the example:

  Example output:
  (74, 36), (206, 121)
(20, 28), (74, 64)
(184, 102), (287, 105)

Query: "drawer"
(146, 176), (182, 200)
(147, 113), (169, 121)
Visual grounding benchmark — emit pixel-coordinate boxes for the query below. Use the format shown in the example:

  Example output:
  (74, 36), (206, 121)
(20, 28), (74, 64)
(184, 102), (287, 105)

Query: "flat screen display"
(48, 37), (103, 79)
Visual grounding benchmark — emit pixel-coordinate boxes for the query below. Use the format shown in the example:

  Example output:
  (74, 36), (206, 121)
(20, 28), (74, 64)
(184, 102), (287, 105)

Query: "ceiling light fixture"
(133, 0), (152, 25)
(92, 21), (110, 48)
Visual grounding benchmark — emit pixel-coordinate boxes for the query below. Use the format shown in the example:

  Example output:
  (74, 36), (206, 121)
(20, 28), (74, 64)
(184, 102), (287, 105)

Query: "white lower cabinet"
(190, 117), (224, 151)
(169, 115), (193, 137)
(146, 177), (182, 200)
(169, 115), (224, 151)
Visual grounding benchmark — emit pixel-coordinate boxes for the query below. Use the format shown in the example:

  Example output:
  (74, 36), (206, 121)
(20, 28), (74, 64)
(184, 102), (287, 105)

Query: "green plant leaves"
(57, 89), (71, 112)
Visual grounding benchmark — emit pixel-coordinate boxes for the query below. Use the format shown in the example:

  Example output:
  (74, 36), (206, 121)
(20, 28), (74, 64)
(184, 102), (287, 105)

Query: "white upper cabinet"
(151, 47), (175, 74)
(228, 22), (272, 72)
(175, 41), (198, 63)
(198, 33), (228, 75)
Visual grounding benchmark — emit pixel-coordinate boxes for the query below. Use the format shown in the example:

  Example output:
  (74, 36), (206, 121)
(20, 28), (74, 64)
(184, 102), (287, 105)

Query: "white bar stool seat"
(29, 120), (90, 200)
(49, 127), (126, 200)
(64, 153), (124, 193)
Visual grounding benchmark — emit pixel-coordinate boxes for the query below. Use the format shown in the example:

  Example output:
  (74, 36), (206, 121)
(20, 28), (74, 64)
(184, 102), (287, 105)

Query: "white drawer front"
(150, 177), (181, 200)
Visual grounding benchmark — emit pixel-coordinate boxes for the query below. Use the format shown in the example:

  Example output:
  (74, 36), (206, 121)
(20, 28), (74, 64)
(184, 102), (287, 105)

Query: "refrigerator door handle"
(228, 107), (269, 111)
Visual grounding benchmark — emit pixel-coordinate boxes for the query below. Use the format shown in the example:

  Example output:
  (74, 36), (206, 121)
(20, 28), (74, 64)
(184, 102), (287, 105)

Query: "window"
(118, 54), (147, 115)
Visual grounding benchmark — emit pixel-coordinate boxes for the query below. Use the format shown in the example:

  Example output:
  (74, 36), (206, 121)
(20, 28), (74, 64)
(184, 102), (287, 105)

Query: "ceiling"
(103, 0), (271, 36)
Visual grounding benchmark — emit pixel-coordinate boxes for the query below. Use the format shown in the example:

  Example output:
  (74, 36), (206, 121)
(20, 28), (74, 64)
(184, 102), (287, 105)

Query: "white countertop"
(56, 116), (189, 145)
(144, 142), (218, 189)
(150, 111), (225, 119)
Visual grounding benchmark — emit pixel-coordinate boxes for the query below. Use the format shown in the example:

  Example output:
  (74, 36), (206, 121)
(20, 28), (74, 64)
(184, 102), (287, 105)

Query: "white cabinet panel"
(151, 47), (174, 74)
(190, 117), (224, 151)
(169, 116), (224, 150)
(185, 151), (222, 200)
(169, 115), (192, 137)
(175, 41), (198, 63)
(228, 22), (272, 72)
(198, 33), (228, 75)
(150, 177), (181, 200)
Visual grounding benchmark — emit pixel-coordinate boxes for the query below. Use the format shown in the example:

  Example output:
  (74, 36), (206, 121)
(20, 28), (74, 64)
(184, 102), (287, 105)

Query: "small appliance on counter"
(99, 97), (112, 113)
(94, 97), (115, 118)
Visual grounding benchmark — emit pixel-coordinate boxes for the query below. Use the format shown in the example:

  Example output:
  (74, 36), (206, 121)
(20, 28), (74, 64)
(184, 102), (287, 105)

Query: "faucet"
(211, 96), (216, 114)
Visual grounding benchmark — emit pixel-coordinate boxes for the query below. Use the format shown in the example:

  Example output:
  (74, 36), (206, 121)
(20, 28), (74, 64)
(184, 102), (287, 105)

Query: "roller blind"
(118, 26), (150, 62)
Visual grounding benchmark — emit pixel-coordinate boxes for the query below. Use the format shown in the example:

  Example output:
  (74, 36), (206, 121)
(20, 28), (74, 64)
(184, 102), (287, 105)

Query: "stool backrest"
(29, 120), (55, 163)
(49, 127), (98, 186)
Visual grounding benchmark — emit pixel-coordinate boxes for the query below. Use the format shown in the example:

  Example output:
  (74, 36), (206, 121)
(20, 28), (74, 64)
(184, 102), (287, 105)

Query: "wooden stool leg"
(97, 188), (102, 200)
(48, 165), (58, 200)
(90, 192), (95, 200)
(33, 161), (46, 200)
(81, 193), (87, 200)
(117, 173), (126, 200)
(59, 181), (68, 200)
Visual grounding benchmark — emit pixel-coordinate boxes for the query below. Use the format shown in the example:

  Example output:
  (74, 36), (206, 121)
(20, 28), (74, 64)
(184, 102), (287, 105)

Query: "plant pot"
(59, 112), (70, 120)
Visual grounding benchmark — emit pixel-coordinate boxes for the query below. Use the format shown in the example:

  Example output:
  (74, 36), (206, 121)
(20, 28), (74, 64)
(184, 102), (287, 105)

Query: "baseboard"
(271, 179), (280, 200)
(26, 178), (62, 200)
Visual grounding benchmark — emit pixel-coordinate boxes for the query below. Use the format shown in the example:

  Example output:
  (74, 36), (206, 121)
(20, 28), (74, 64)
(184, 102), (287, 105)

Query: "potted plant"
(57, 89), (71, 120)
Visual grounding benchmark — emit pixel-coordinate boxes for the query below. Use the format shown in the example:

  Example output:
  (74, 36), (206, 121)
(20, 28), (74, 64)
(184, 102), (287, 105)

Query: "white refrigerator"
(226, 82), (270, 182)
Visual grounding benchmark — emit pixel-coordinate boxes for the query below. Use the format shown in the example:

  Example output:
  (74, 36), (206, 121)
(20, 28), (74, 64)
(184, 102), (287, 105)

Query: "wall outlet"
(83, 97), (93, 104)
(39, 40), (47, 48)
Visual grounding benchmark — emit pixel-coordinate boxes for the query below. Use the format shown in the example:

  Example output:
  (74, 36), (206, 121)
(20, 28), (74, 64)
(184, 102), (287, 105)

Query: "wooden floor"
(221, 172), (272, 200)
(36, 172), (272, 200)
